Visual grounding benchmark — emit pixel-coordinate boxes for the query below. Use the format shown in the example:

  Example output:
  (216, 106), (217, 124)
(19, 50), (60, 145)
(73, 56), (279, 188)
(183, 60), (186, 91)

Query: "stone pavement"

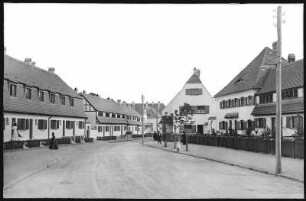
(145, 141), (304, 183)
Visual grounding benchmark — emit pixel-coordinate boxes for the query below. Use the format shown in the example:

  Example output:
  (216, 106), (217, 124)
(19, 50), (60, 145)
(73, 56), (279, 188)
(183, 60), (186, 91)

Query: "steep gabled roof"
(255, 59), (304, 94)
(82, 94), (141, 118)
(4, 55), (81, 98)
(3, 54), (87, 118)
(214, 47), (288, 98)
(134, 103), (165, 119)
(186, 73), (202, 84)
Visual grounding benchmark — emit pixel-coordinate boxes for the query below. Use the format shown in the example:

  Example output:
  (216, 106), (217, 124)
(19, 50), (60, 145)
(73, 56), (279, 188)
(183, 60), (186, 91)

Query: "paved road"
(3, 140), (304, 198)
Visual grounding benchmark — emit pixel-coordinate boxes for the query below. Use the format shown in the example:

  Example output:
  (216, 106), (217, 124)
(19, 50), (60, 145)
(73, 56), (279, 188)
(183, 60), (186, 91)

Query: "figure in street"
(153, 131), (157, 141)
(11, 122), (21, 141)
(49, 132), (59, 150)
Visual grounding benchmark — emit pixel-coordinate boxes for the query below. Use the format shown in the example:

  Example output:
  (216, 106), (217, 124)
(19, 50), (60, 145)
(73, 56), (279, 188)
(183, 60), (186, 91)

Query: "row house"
(251, 59), (304, 136)
(213, 43), (297, 135)
(162, 68), (218, 134)
(80, 93), (142, 138)
(3, 54), (87, 142)
(134, 102), (165, 133)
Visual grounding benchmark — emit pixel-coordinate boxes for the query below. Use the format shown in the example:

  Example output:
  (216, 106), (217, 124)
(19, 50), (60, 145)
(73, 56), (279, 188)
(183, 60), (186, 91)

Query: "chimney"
(48, 67), (55, 73)
(288, 54), (295, 63)
(24, 58), (32, 64)
(31, 62), (36, 66)
(272, 42), (277, 52)
(74, 87), (78, 93)
(83, 90), (86, 94)
(117, 99), (121, 104)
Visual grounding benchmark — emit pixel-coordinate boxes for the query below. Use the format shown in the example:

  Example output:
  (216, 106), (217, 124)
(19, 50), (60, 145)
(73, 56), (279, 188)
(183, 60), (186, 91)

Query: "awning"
(208, 116), (216, 120)
(224, 112), (239, 119)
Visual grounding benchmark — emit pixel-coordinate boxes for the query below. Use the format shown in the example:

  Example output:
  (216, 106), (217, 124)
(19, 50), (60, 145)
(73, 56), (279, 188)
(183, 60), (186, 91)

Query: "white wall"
(3, 112), (86, 142)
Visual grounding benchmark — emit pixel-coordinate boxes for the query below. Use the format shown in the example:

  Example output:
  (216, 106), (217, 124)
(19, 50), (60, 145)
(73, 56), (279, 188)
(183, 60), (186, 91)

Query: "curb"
(3, 157), (63, 191)
(145, 144), (303, 184)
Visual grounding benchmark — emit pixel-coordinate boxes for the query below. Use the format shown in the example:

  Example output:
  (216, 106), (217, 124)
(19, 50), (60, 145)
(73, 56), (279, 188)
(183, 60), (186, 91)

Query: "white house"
(252, 59), (304, 136)
(80, 93), (143, 138)
(162, 68), (218, 134)
(213, 44), (289, 135)
(3, 54), (87, 142)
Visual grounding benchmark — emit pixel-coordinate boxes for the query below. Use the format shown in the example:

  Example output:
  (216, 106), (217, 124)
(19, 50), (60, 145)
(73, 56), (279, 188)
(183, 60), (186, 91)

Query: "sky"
(4, 3), (303, 105)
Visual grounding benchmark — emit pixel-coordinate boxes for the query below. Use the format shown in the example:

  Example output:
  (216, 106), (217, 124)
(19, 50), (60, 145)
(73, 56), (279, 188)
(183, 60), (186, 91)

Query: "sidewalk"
(145, 141), (304, 183)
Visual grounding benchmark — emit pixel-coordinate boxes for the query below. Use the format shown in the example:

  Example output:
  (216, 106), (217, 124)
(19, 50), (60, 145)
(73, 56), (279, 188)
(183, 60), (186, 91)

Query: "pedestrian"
(153, 131), (157, 141)
(49, 132), (59, 150)
(11, 122), (20, 141)
(176, 138), (181, 152)
(157, 131), (161, 144)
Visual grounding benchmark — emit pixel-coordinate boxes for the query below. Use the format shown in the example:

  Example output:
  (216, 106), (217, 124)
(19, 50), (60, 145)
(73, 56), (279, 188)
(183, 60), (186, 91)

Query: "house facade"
(251, 59), (304, 136)
(213, 44), (292, 135)
(3, 54), (87, 142)
(80, 93), (143, 138)
(162, 68), (218, 134)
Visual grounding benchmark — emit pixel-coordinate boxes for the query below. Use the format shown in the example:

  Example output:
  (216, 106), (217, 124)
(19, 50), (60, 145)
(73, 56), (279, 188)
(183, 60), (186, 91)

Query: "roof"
(4, 55), (81, 98)
(82, 93), (142, 118)
(255, 60), (304, 94)
(3, 54), (87, 118)
(214, 47), (288, 98)
(251, 98), (304, 116)
(97, 116), (128, 125)
(134, 103), (165, 119)
(186, 73), (202, 84)
(224, 112), (239, 119)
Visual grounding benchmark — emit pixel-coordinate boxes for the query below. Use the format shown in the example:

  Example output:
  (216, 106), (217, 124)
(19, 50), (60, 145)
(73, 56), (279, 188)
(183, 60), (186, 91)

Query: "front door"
(197, 125), (203, 134)
(29, 119), (33, 139)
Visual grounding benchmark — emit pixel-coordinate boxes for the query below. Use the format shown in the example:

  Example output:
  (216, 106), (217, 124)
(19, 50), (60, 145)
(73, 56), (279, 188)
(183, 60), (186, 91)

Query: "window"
(286, 116), (298, 129)
(235, 98), (239, 107)
(78, 121), (85, 129)
(38, 91), (44, 102)
(51, 120), (60, 130)
(185, 88), (202, 95)
(219, 121), (228, 130)
(26, 88), (31, 99)
(227, 99), (231, 108)
(255, 118), (266, 128)
(6, 118), (9, 125)
(105, 113), (110, 117)
(282, 89), (298, 100)
(60, 95), (65, 105)
(112, 113), (116, 118)
(196, 105), (209, 114)
(114, 126), (120, 131)
(231, 99), (236, 107)
(69, 97), (74, 107)
(105, 126), (110, 132)
(49, 93), (55, 104)
(38, 119), (47, 130)
(240, 97), (245, 106)
(66, 121), (74, 129)
(98, 112), (103, 116)
(259, 93), (273, 104)
(98, 126), (103, 132)
(17, 119), (29, 130)
(248, 96), (253, 105)
(10, 84), (17, 97)
(124, 126), (127, 131)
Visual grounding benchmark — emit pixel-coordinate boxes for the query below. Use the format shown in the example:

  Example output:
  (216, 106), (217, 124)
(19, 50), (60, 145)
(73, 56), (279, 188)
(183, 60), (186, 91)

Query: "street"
(3, 139), (304, 198)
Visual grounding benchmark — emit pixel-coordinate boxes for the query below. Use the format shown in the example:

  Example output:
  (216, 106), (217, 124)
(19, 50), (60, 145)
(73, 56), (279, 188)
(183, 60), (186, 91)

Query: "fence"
(97, 136), (117, 141)
(165, 134), (303, 159)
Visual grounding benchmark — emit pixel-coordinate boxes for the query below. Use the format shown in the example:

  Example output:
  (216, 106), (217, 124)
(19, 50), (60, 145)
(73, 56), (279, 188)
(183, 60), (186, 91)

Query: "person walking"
(157, 131), (161, 144)
(49, 132), (59, 150)
(153, 131), (157, 141)
(11, 123), (20, 141)
(176, 137), (181, 152)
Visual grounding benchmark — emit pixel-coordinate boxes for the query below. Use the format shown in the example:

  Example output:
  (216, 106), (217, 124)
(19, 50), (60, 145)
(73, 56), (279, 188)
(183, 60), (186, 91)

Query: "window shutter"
(219, 122), (222, 129)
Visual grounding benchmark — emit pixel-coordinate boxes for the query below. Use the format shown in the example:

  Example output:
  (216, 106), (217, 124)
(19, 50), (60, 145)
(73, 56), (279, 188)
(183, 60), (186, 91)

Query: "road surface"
(3, 140), (304, 198)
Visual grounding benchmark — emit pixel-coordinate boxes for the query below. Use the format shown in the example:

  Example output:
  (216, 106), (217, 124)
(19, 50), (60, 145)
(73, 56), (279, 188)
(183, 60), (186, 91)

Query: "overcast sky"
(4, 3), (303, 105)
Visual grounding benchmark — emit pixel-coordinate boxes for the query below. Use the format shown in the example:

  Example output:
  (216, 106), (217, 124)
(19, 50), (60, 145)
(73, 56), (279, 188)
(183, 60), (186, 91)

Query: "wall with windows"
(215, 90), (257, 133)
(162, 82), (217, 134)
(3, 113), (85, 142)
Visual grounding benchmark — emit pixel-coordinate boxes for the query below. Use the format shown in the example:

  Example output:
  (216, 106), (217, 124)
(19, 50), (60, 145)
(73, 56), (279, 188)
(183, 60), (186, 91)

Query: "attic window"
(235, 78), (244, 84)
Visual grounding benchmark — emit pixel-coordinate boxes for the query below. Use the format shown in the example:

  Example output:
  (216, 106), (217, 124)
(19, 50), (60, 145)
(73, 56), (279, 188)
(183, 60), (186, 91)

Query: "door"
(63, 120), (65, 137)
(197, 125), (203, 134)
(29, 119), (33, 139)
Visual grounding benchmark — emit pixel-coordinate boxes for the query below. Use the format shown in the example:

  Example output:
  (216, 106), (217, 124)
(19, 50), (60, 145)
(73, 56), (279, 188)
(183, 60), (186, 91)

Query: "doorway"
(29, 119), (33, 139)
(197, 125), (203, 134)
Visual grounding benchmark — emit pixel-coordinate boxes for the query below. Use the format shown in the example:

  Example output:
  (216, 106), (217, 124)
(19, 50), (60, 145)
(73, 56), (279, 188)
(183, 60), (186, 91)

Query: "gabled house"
(251, 59), (304, 136)
(3, 54), (87, 142)
(213, 44), (289, 135)
(134, 102), (165, 133)
(162, 68), (217, 134)
(80, 93), (142, 138)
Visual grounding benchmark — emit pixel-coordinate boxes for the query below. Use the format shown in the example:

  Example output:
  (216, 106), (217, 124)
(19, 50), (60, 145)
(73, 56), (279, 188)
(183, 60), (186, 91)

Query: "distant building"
(162, 68), (218, 134)
(3, 54), (87, 142)
(80, 93), (143, 138)
(213, 44), (289, 135)
(252, 59), (304, 136)
(134, 102), (165, 133)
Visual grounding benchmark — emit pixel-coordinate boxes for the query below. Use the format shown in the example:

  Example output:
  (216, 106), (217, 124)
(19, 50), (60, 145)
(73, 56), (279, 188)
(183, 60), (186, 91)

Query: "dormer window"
(60, 95), (65, 105)
(26, 88), (31, 99)
(69, 97), (74, 107)
(38, 90), (44, 102)
(49, 93), (55, 104)
(10, 83), (17, 97)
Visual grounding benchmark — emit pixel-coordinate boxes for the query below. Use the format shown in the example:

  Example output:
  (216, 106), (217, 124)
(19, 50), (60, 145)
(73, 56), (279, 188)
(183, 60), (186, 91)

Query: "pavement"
(3, 139), (304, 198)
(145, 140), (304, 183)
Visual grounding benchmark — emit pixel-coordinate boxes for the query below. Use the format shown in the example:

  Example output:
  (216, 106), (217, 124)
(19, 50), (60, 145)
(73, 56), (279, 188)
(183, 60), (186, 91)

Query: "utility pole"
(275, 6), (283, 174)
(142, 94), (144, 146)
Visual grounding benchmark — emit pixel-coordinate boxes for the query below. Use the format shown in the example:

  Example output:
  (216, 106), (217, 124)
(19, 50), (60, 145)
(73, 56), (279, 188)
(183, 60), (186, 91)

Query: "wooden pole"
(275, 6), (282, 174)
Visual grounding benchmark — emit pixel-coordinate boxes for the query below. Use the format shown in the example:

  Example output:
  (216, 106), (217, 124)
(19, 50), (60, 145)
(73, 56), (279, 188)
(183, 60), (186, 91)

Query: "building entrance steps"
(145, 141), (304, 183)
